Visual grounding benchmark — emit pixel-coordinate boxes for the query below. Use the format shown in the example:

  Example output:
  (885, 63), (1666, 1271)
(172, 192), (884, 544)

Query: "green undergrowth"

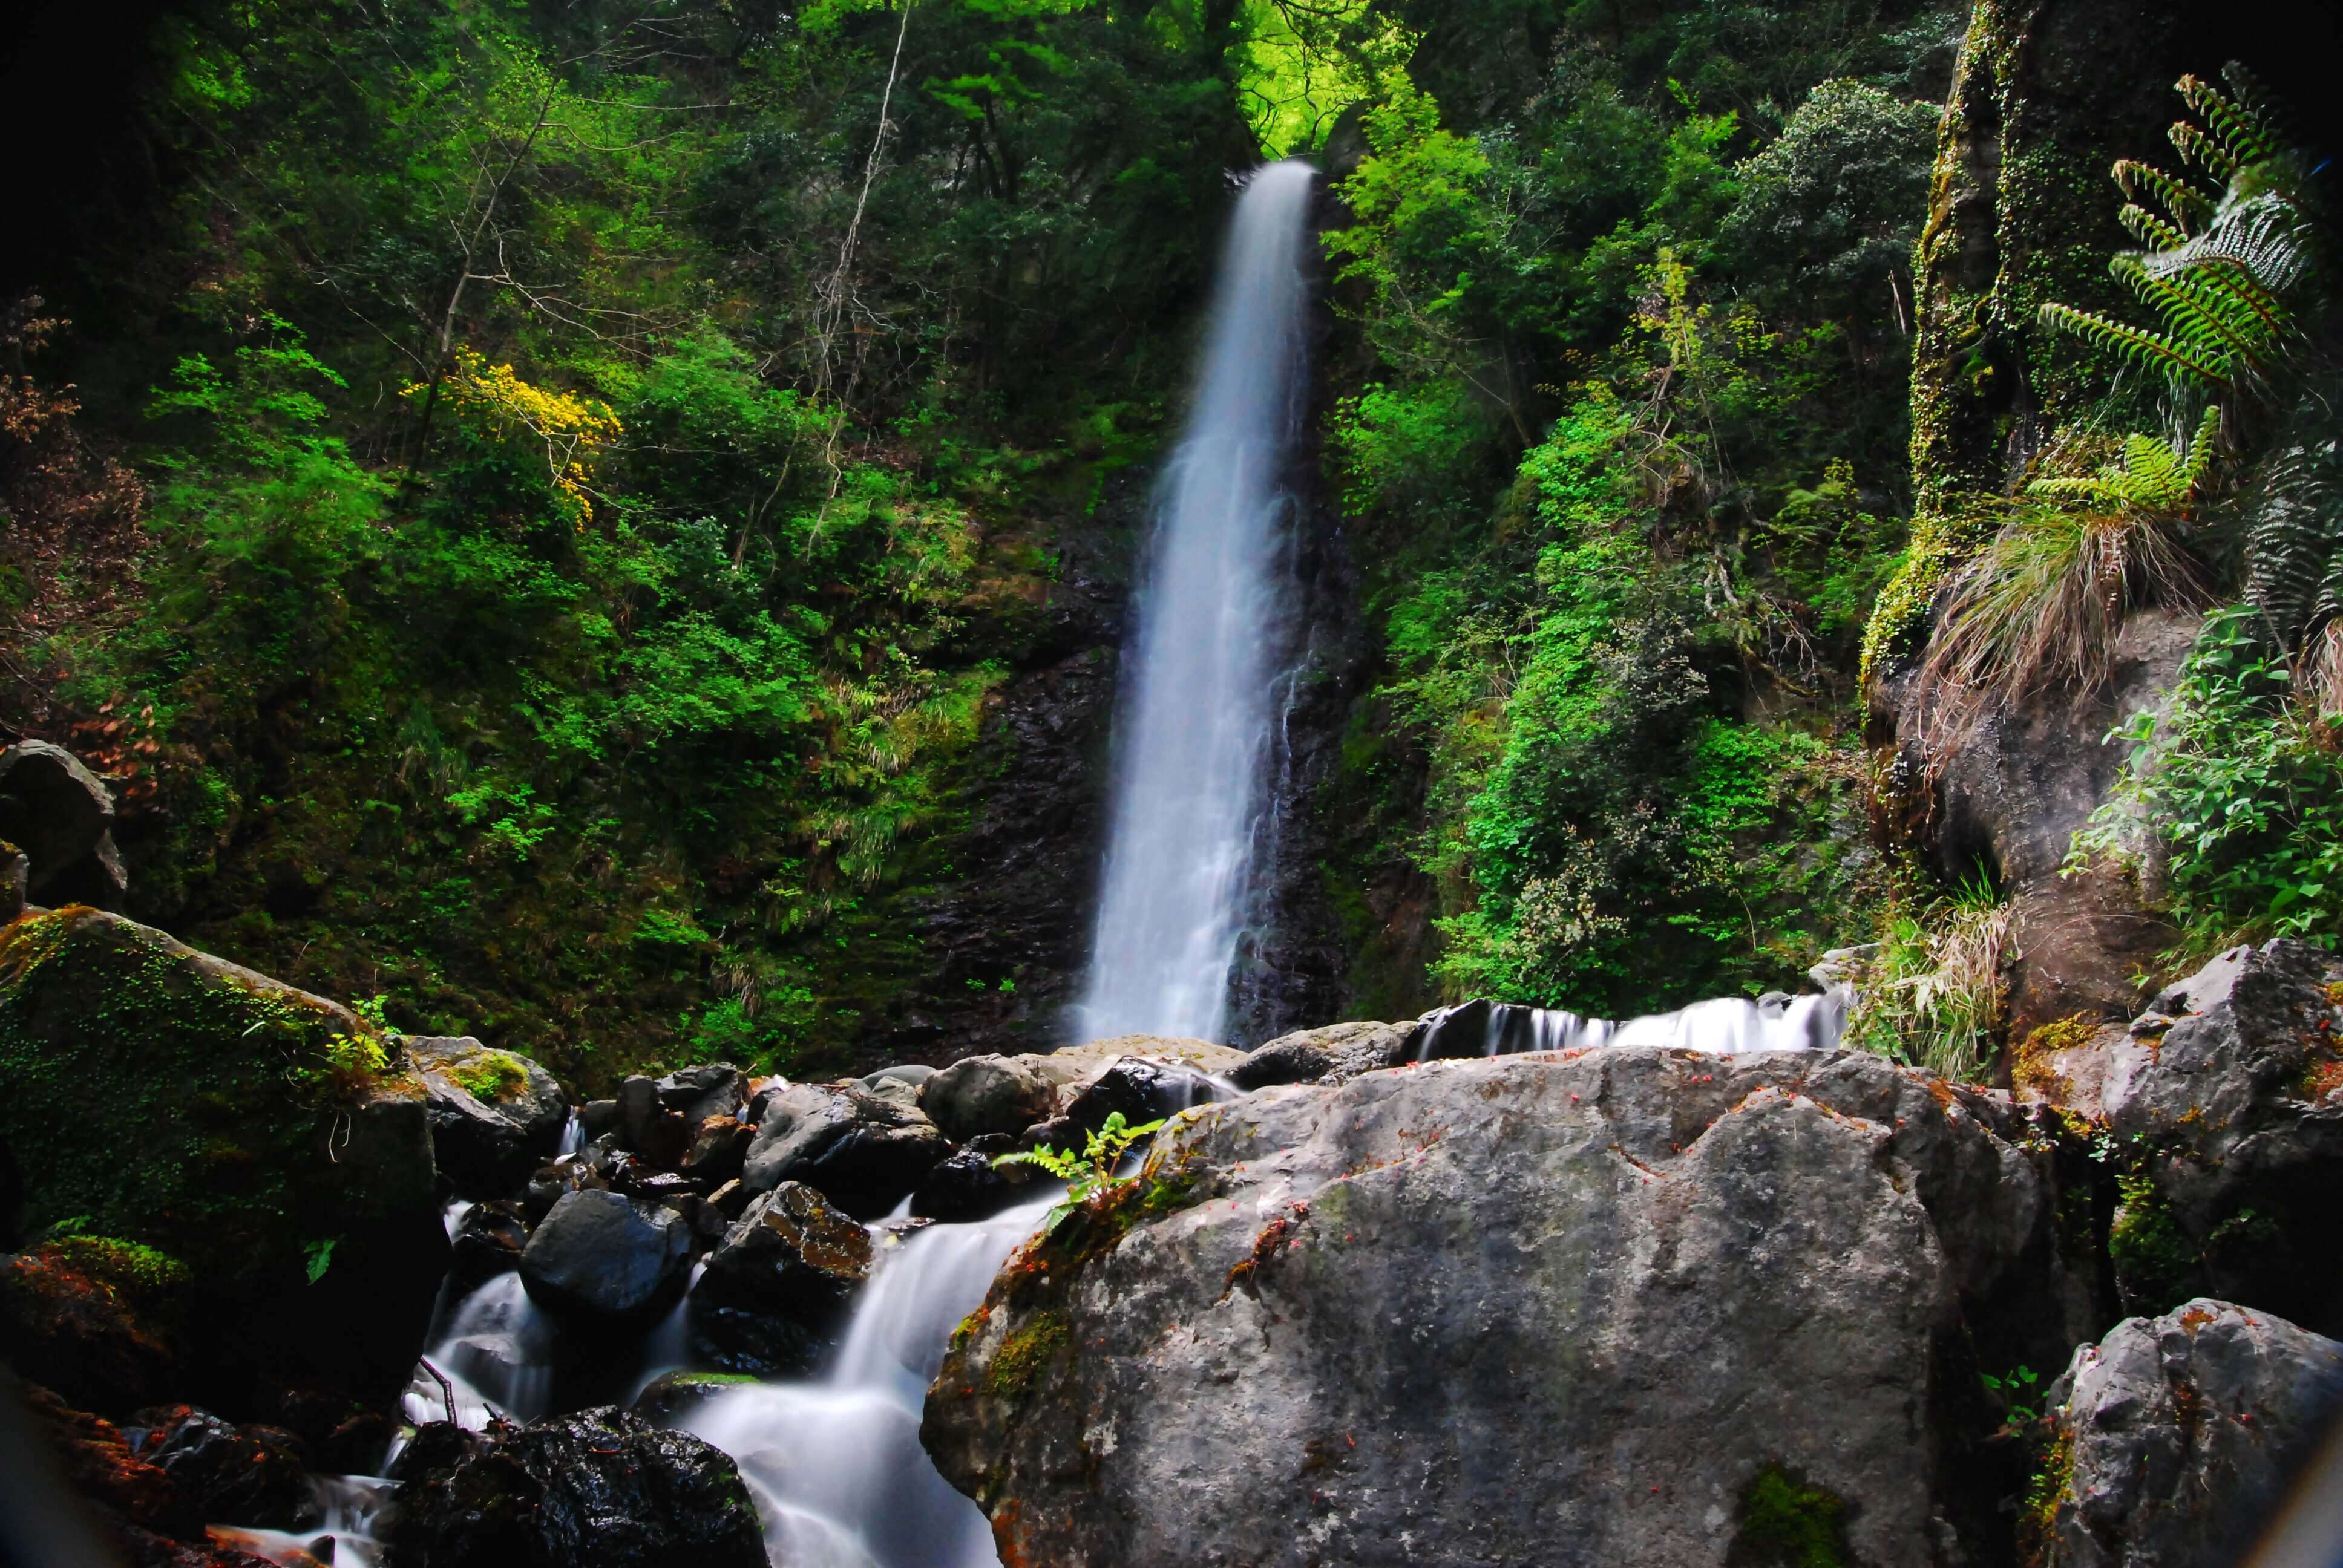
(1313, 36), (1941, 1019)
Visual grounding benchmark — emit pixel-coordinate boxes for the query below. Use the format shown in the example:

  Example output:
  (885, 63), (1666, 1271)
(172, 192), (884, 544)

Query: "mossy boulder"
(405, 1036), (570, 1200)
(0, 906), (446, 1419)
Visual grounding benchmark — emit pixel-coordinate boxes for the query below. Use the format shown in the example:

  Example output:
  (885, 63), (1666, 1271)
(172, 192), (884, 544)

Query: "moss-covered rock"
(0, 906), (446, 1419)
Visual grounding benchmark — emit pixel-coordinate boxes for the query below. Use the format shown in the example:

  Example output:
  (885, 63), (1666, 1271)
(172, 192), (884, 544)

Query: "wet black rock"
(1057, 1056), (1221, 1140)
(629, 1370), (759, 1427)
(517, 1191), (692, 1322)
(654, 1065), (746, 1126)
(739, 1083), (948, 1218)
(580, 1100), (618, 1140)
(385, 1408), (765, 1568)
(126, 1405), (317, 1531)
(679, 1116), (753, 1184)
(691, 1181), (871, 1376)
(522, 1154), (606, 1223)
(911, 1136), (1038, 1223)
(0, 740), (128, 910)
(615, 1077), (661, 1148)
(2036, 1299), (2343, 1566)
(405, 1039), (570, 1201)
(447, 1201), (531, 1288)
(919, 1054), (1060, 1143)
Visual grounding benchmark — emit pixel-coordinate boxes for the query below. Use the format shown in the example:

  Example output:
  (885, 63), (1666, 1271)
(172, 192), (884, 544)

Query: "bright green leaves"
(2071, 606), (2343, 952)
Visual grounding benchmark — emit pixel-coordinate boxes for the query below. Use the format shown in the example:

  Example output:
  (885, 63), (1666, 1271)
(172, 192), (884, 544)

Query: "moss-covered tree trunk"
(1872, 0), (2184, 684)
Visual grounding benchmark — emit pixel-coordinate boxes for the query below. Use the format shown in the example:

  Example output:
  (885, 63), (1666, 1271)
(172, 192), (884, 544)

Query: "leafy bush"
(2072, 606), (2343, 952)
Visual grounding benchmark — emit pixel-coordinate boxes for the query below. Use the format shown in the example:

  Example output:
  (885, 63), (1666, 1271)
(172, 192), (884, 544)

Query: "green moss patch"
(986, 1311), (1069, 1400)
(1731, 1465), (1850, 1568)
(450, 1048), (530, 1103)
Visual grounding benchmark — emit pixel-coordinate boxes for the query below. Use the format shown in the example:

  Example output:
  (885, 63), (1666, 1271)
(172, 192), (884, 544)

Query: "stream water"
(1078, 158), (1317, 1044)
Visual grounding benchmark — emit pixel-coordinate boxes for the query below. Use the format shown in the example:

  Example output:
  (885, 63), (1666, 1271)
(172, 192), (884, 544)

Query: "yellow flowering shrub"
(409, 349), (621, 527)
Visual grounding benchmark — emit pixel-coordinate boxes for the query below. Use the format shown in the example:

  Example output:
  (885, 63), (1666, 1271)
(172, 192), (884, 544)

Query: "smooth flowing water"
(684, 1191), (1063, 1568)
(1080, 158), (1317, 1044)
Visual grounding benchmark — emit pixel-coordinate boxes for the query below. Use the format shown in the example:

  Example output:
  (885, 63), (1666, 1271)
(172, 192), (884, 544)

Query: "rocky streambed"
(8, 887), (2343, 1567)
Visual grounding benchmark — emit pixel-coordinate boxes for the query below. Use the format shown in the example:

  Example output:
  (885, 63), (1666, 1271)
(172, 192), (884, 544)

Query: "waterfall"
(1079, 158), (1317, 1044)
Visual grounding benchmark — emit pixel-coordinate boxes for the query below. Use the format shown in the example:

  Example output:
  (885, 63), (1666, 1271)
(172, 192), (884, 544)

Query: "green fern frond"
(2169, 120), (2236, 181)
(2246, 431), (2343, 652)
(2119, 203), (2191, 253)
(2113, 160), (2213, 232)
(2112, 256), (2281, 376)
(2037, 301), (2229, 390)
(2180, 403), (2223, 489)
(2178, 70), (2285, 172)
(2026, 408), (2223, 514)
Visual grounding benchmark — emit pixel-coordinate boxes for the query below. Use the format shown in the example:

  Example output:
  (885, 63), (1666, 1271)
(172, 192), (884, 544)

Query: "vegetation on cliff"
(1, 0), (2336, 1090)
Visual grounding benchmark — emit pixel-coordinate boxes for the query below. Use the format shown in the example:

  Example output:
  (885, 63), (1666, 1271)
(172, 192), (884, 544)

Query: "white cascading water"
(1079, 158), (1317, 1044)
(685, 1191), (1063, 1568)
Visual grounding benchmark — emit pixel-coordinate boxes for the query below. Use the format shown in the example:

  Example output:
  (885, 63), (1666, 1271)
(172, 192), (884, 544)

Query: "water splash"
(1080, 160), (1317, 1044)
(398, 1270), (557, 1432)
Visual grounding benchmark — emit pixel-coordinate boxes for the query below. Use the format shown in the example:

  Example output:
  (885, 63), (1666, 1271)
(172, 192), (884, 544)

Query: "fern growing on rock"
(2038, 66), (2316, 408)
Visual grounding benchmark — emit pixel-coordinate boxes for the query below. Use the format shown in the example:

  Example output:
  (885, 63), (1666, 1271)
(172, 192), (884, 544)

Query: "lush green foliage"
(1319, 26), (1941, 1016)
(1985, 67), (2343, 966)
(3, 0), (1306, 1084)
(2074, 607), (2343, 951)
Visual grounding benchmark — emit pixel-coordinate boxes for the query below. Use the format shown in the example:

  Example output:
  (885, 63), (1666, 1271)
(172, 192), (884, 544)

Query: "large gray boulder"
(404, 1037), (570, 1200)
(0, 740), (126, 909)
(925, 1047), (2094, 1568)
(517, 1189), (692, 1322)
(1228, 1020), (1414, 1088)
(2095, 939), (2343, 1333)
(919, 1054), (1058, 1143)
(2036, 1299), (2343, 1566)
(739, 1082), (948, 1218)
(655, 1063), (746, 1125)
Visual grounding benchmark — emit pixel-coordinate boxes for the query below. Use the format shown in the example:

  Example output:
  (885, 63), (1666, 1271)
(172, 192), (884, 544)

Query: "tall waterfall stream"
(1078, 158), (1317, 1043)
(241, 160), (1852, 1568)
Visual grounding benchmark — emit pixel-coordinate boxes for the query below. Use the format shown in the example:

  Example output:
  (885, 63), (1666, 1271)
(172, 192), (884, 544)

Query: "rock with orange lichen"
(925, 1046), (2097, 1568)
(1, 1236), (187, 1414)
(2034, 1299), (2343, 1567)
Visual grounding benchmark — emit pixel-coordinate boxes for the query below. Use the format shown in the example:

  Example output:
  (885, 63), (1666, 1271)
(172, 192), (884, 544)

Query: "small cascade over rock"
(1409, 987), (1852, 1061)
